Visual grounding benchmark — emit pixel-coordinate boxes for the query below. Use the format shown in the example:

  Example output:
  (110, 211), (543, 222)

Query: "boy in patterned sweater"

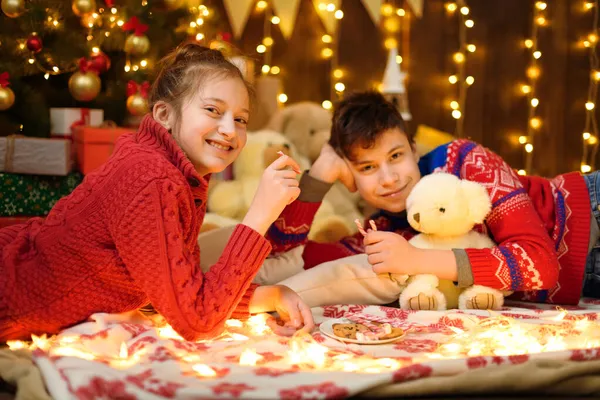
(265, 91), (598, 306)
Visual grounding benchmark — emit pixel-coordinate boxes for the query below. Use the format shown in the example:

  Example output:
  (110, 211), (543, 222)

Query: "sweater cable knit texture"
(0, 115), (271, 341)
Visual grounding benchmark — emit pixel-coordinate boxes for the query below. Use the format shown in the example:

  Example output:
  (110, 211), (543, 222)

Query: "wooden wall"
(209, 0), (596, 177)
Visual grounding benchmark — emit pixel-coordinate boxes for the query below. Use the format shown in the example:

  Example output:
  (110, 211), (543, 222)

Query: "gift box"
(50, 107), (104, 138)
(0, 172), (83, 216)
(0, 136), (72, 176)
(73, 124), (136, 174)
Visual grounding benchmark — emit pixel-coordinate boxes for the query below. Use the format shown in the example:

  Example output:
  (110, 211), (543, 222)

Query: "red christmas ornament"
(26, 33), (43, 53)
(90, 51), (111, 73)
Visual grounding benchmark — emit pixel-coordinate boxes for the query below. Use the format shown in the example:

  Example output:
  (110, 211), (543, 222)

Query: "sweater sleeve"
(265, 173), (327, 254)
(453, 141), (559, 291)
(112, 178), (271, 341)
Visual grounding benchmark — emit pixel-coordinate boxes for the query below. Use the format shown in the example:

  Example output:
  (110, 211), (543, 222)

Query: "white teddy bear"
(398, 173), (510, 310)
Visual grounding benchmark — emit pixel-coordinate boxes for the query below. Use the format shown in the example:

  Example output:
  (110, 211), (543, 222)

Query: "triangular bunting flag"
(361, 0), (382, 25)
(407, 0), (423, 18)
(311, 0), (342, 34)
(222, 0), (255, 39)
(271, 0), (301, 40)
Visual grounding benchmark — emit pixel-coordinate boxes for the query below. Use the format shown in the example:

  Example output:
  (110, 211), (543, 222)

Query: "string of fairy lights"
(580, 0), (600, 173)
(516, 1), (547, 176)
(317, 2), (345, 110)
(445, 1), (475, 138)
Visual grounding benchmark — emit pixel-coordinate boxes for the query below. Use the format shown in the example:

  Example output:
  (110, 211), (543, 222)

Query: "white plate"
(319, 318), (407, 345)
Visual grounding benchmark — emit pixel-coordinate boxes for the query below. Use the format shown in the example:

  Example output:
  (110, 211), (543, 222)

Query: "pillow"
(277, 254), (406, 308)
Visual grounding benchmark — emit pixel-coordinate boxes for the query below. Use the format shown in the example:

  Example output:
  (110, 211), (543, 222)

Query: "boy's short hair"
(329, 91), (412, 160)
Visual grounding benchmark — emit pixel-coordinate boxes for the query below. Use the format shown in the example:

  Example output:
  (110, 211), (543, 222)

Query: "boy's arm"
(450, 140), (559, 292)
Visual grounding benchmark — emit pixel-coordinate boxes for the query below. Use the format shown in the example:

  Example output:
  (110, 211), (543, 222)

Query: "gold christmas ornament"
(72, 0), (96, 17)
(163, 0), (183, 10)
(68, 71), (101, 102)
(0, 86), (15, 111)
(124, 34), (150, 56)
(1, 0), (25, 18)
(126, 93), (149, 116)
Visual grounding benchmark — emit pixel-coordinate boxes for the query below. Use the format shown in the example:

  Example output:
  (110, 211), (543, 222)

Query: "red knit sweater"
(0, 115), (271, 342)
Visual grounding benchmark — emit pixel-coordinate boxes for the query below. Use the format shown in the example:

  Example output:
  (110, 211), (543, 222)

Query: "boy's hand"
(363, 231), (418, 275)
(250, 285), (315, 336)
(309, 144), (357, 192)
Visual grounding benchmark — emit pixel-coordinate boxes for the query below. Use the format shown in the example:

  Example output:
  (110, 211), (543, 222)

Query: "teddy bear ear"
(460, 180), (492, 224)
(266, 107), (292, 133)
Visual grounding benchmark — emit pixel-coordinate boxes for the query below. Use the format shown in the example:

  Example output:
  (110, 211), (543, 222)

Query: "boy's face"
(346, 128), (421, 213)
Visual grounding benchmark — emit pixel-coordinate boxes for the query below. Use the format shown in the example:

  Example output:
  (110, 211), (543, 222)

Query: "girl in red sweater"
(0, 43), (314, 342)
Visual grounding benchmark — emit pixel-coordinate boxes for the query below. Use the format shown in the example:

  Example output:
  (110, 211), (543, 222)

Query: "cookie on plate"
(332, 322), (404, 341)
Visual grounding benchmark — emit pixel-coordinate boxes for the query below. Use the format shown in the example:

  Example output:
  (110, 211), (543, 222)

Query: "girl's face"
(165, 77), (250, 176)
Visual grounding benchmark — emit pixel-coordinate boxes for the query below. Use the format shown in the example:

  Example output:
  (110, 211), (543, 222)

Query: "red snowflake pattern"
(254, 366), (299, 377)
(466, 356), (488, 369)
(393, 339), (438, 353)
(128, 336), (157, 354)
(491, 356), (505, 365)
(312, 333), (327, 343)
(437, 315), (466, 331)
(570, 349), (600, 361)
(74, 377), (136, 400)
(508, 354), (530, 364)
(170, 340), (210, 353)
(121, 323), (150, 337)
(126, 369), (184, 398)
(79, 329), (110, 341)
(279, 381), (349, 400)
(211, 383), (256, 398)
(148, 346), (177, 362)
(381, 308), (415, 320)
(392, 363), (433, 383)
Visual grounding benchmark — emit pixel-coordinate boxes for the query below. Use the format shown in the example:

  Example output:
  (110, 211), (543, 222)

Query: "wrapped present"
(0, 135), (72, 176)
(50, 107), (104, 138)
(0, 172), (83, 216)
(73, 123), (136, 174)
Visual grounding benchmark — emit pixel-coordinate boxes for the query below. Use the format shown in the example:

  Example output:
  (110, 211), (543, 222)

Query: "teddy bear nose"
(413, 213), (420, 223)
(283, 143), (290, 149)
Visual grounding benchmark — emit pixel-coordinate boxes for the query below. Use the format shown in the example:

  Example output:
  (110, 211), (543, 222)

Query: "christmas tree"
(0, 0), (223, 138)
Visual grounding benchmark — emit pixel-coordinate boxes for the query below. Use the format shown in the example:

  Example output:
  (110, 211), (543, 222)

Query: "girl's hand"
(250, 285), (315, 336)
(242, 154), (302, 235)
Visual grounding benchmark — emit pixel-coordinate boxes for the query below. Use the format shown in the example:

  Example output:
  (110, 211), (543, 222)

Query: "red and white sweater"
(266, 140), (591, 305)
